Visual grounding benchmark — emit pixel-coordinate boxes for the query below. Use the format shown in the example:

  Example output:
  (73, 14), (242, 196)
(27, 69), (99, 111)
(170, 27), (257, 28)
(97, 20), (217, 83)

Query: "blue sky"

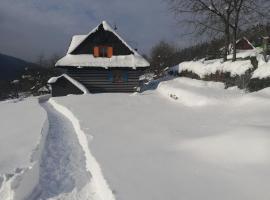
(0, 0), (190, 61)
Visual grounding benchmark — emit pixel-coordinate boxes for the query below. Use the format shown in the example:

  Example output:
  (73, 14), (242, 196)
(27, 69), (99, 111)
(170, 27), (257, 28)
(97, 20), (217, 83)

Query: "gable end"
(71, 24), (134, 56)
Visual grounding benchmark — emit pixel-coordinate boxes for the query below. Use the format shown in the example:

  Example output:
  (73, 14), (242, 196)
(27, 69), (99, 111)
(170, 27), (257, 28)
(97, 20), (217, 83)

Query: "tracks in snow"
(29, 102), (94, 200)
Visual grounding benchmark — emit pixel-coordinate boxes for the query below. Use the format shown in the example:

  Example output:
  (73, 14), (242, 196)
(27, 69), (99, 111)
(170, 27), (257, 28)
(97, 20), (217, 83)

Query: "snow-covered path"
(29, 102), (93, 200)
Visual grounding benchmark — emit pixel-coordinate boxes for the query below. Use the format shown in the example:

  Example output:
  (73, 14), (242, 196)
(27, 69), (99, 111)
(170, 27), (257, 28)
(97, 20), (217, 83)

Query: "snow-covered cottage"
(52, 21), (150, 95)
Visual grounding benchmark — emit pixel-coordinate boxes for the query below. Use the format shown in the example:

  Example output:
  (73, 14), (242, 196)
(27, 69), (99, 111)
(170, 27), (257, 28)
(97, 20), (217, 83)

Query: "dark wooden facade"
(63, 67), (145, 93)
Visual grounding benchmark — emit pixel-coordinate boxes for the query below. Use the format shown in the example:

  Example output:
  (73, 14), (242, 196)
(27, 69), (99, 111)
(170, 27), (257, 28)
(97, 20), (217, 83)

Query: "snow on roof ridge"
(69, 21), (140, 56)
(67, 35), (87, 54)
(48, 74), (89, 94)
(237, 37), (255, 49)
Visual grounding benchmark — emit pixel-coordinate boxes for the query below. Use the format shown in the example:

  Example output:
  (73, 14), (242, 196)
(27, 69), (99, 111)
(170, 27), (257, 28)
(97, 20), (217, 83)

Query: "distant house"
(51, 21), (149, 96)
(229, 37), (255, 53)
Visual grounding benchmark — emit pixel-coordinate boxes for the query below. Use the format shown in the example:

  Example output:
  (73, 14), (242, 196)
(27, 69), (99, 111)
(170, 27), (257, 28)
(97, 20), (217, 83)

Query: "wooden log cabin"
(52, 21), (150, 95)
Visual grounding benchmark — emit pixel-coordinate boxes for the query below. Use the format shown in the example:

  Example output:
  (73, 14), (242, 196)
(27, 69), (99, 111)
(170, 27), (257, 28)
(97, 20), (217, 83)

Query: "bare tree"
(168, 0), (234, 61)
(167, 0), (270, 61)
(149, 41), (178, 75)
(230, 0), (270, 61)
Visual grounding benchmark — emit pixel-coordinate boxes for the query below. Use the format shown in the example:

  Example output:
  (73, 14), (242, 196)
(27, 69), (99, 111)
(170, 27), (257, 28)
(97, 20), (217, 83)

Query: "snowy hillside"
(1, 78), (270, 200)
(0, 98), (46, 200)
(252, 54), (270, 79)
(172, 48), (266, 79)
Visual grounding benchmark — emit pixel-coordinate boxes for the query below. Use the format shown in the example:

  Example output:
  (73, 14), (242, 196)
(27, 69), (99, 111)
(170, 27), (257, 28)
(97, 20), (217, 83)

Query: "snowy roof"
(220, 37), (256, 52)
(67, 35), (87, 54)
(237, 37), (255, 49)
(56, 54), (149, 68)
(48, 74), (89, 94)
(56, 21), (150, 68)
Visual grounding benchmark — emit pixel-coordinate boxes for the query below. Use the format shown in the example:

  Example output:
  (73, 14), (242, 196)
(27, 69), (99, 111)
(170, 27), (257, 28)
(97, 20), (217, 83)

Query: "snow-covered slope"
(0, 98), (46, 174)
(52, 79), (270, 200)
(173, 49), (262, 78)
(1, 77), (270, 200)
(252, 55), (270, 79)
(178, 59), (253, 78)
(158, 77), (243, 106)
(0, 97), (46, 200)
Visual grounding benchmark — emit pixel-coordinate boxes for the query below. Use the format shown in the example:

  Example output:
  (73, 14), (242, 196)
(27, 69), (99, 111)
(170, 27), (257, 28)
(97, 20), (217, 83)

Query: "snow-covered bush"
(174, 53), (269, 91)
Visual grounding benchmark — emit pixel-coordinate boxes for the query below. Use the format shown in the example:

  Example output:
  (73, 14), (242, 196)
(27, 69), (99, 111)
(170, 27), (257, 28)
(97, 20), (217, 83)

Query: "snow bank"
(158, 77), (242, 106)
(252, 62), (270, 79)
(0, 98), (46, 174)
(178, 59), (253, 78)
(252, 54), (270, 79)
(227, 49), (261, 59)
(48, 74), (89, 94)
(0, 97), (47, 200)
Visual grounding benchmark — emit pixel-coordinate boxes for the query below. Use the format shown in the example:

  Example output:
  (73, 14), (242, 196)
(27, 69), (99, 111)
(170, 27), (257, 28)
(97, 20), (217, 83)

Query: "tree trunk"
(232, 27), (237, 62)
(223, 25), (230, 62)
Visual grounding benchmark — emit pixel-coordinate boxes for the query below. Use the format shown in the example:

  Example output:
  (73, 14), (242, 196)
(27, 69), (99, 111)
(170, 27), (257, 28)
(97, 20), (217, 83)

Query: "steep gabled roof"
(67, 35), (87, 54)
(236, 37), (255, 49)
(56, 21), (150, 68)
(69, 21), (139, 56)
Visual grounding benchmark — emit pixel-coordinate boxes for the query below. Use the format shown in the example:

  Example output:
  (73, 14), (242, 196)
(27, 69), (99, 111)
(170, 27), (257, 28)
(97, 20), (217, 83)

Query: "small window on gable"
(93, 46), (113, 58)
(100, 46), (108, 57)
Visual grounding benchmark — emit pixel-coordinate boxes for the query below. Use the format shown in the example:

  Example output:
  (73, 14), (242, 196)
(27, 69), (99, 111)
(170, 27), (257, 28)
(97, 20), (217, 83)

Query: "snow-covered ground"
(52, 78), (270, 200)
(0, 98), (46, 174)
(172, 48), (266, 78)
(0, 97), (46, 200)
(252, 54), (270, 79)
(179, 59), (253, 78)
(1, 77), (270, 200)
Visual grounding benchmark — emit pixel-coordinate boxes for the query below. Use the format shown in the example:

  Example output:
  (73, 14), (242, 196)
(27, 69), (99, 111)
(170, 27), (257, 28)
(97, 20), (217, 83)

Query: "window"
(93, 46), (113, 58)
(100, 46), (108, 57)
(108, 70), (128, 83)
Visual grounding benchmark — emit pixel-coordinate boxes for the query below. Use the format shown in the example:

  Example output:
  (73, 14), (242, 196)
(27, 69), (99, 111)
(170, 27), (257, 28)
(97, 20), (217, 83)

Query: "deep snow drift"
(0, 98), (46, 174)
(53, 78), (270, 200)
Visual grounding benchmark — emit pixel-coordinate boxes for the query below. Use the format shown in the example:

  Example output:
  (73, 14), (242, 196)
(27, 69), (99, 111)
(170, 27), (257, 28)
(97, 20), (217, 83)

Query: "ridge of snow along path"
(28, 100), (115, 200)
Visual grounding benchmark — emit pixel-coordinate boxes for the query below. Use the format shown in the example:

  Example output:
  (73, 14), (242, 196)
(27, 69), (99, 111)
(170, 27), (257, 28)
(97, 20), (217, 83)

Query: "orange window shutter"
(94, 47), (99, 57)
(107, 47), (113, 58)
